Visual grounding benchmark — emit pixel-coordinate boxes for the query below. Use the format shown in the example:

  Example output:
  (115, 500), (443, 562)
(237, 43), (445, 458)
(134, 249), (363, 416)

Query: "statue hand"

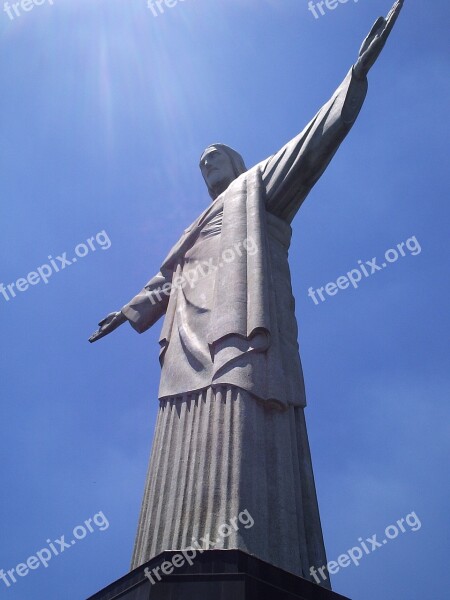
(89, 311), (126, 343)
(354, 0), (404, 80)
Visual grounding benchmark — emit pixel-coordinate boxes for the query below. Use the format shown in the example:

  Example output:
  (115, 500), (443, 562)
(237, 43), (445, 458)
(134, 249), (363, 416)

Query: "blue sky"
(0, 1), (449, 598)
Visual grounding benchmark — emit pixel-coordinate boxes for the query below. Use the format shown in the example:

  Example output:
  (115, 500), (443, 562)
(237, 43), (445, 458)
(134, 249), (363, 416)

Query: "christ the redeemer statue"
(90, 1), (404, 588)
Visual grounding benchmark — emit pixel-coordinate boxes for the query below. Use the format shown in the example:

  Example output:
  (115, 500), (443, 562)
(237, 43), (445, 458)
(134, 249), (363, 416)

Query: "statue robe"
(124, 68), (368, 584)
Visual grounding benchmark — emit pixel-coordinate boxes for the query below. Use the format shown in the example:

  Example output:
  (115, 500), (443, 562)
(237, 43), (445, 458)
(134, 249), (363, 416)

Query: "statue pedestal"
(87, 550), (350, 600)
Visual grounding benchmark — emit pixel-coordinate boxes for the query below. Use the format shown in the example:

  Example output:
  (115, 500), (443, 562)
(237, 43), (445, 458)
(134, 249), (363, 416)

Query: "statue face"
(200, 147), (235, 193)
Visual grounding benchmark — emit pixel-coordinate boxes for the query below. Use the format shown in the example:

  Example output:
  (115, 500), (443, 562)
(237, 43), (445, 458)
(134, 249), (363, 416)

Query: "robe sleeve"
(121, 270), (172, 334)
(120, 212), (206, 335)
(261, 67), (368, 223)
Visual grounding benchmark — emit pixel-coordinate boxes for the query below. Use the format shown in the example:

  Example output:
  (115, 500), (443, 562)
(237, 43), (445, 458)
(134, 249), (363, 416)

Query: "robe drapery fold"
(131, 386), (330, 587)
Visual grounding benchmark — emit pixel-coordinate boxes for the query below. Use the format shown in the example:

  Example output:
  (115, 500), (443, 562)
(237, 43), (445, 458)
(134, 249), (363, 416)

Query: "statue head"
(199, 143), (247, 200)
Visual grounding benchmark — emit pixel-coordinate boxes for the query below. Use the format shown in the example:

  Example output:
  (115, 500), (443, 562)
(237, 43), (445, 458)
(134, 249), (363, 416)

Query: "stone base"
(87, 550), (350, 600)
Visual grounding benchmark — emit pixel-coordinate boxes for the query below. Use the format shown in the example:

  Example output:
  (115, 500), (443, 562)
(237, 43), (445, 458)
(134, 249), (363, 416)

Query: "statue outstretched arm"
(120, 270), (172, 334)
(262, 67), (368, 223)
(88, 213), (204, 343)
(262, 0), (404, 223)
(89, 270), (171, 342)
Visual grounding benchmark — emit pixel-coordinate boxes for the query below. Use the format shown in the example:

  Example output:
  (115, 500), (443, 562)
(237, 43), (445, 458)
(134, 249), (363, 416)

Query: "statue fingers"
(89, 330), (102, 343)
(359, 17), (386, 56)
(98, 312), (117, 327)
(370, 15), (387, 36)
(384, 0), (404, 36)
(387, 0), (404, 21)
